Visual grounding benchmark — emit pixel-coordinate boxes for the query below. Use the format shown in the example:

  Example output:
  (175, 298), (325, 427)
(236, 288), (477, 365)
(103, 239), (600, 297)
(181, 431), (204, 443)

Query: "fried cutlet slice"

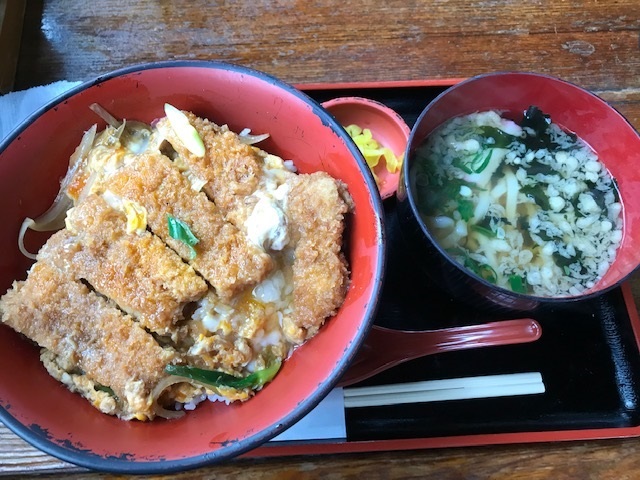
(103, 152), (273, 299)
(38, 195), (208, 335)
(282, 172), (352, 344)
(0, 261), (174, 420)
(155, 114), (264, 227)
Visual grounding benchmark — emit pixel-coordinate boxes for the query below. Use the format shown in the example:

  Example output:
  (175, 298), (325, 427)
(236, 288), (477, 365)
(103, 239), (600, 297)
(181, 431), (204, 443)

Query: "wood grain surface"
(3, 0), (640, 478)
(12, 0), (640, 91)
(0, 0), (26, 93)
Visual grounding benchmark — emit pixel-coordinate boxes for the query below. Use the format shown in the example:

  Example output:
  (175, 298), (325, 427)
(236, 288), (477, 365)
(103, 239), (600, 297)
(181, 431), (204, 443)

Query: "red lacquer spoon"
(338, 318), (542, 387)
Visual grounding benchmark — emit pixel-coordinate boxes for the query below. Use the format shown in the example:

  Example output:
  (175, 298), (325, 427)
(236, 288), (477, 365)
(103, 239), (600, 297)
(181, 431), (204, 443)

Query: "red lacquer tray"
(246, 80), (640, 458)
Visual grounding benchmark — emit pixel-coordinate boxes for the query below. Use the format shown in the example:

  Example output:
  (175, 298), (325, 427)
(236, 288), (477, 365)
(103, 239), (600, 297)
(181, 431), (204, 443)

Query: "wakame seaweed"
(520, 105), (577, 150)
(413, 106), (622, 297)
(478, 125), (518, 148)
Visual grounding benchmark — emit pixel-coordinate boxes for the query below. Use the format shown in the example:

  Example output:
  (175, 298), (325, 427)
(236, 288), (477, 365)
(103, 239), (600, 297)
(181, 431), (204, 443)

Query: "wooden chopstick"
(343, 372), (545, 408)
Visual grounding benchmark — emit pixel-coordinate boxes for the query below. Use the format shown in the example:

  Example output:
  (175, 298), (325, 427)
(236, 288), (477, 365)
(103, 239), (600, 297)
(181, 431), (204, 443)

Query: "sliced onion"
(112, 121), (126, 142)
(150, 375), (190, 420)
(76, 169), (99, 205)
(238, 129), (270, 145)
(70, 124), (98, 168)
(36, 123), (96, 228)
(18, 220), (38, 260)
(151, 375), (186, 399)
(89, 103), (121, 128)
(17, 125), (97, 259)
(154, 405), (186, 420)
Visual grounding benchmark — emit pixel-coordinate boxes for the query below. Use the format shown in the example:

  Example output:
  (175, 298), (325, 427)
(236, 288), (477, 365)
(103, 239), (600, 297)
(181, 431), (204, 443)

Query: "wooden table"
(3, 1), (640, 478)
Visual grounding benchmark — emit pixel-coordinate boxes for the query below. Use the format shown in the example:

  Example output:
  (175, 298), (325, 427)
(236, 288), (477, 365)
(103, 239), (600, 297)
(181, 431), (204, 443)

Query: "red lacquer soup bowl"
(397, 71), (640, 312)
(0, 61), (385, 473)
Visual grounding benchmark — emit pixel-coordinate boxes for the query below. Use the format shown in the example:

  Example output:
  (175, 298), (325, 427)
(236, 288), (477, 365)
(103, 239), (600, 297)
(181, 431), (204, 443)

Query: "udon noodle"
(411, 106), (622, 297)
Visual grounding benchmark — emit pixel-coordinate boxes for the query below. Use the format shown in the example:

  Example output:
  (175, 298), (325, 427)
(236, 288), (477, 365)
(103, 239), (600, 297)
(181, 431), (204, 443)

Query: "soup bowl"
(397, 71), (640, 312)
(0, 61), (385, 473)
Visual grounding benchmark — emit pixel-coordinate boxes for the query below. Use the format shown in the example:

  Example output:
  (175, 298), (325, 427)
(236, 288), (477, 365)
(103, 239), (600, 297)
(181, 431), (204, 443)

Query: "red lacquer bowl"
(397, 71), (640, 312)
(0, 61), (385, 473)
(322, 97), (410, 199)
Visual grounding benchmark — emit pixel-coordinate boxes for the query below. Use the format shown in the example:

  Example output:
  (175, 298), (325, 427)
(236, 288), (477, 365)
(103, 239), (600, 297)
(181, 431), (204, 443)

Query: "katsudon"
(0, 104), (352, 421)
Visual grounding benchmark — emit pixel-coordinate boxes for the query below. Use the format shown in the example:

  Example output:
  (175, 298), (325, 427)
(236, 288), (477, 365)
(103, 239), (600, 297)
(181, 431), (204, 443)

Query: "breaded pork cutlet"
(38, 195), (208, 335)
(282, 172), (352, 344)
(102, 152), (273, 299)
(156, 114), (264, 227)
(0, 261), (174, 420)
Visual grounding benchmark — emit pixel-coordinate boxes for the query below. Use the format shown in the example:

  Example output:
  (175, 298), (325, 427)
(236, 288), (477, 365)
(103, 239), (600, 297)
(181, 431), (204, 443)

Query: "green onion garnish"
(471, 224), (496, 238)
(94, 384), (117, 398)
(165, 360), (282, 390)
(509, 274), (527, 294)
(475, 263), (498, 284)
(457, 199), (475, 221)
(167, 214), (199, 259)
(453, 149), (493, 174)
(164, 103), (206, 157)
(470, 149), (493, 173)
(447, 247), (498, 284)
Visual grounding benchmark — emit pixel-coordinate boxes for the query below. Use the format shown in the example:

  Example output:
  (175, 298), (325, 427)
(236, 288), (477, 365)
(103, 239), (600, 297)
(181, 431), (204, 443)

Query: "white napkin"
(0, 80), (82, 141)
(272, 388), (346, 442)
(0, 81), (347, 443)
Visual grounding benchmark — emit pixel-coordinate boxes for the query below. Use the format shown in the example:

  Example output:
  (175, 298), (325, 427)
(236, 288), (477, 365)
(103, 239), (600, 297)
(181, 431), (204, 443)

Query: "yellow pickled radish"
(344, 124), (403, 182)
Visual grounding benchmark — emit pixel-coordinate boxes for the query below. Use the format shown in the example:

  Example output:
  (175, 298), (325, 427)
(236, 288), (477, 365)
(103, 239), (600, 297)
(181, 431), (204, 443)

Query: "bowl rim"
(320, 95), (411, 135)
(0, 59), (386, 474)
(402, 70), (640, 305)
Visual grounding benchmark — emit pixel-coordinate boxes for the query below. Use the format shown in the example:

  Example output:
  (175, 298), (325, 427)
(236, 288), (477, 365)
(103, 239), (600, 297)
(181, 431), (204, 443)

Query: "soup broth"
(411, 107), (622, 297)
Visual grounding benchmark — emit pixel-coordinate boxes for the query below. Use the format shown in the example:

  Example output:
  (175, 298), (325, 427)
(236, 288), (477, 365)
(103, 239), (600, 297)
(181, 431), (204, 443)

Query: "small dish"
(322, 97), (410, 199)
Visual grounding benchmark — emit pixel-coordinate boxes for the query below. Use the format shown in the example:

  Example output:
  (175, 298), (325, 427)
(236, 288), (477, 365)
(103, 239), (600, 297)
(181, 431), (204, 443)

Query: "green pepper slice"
(167, 214), (199, 259)
(165, 360), (282, 390)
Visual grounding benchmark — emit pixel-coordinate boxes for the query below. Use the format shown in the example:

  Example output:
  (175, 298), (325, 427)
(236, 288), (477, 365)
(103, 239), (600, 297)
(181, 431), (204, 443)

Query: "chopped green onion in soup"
(412, 107), (623, 297)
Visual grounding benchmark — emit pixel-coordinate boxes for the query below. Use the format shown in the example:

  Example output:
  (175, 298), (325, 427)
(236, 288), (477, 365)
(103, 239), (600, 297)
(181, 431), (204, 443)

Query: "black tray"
(251, 82), (640, 455)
